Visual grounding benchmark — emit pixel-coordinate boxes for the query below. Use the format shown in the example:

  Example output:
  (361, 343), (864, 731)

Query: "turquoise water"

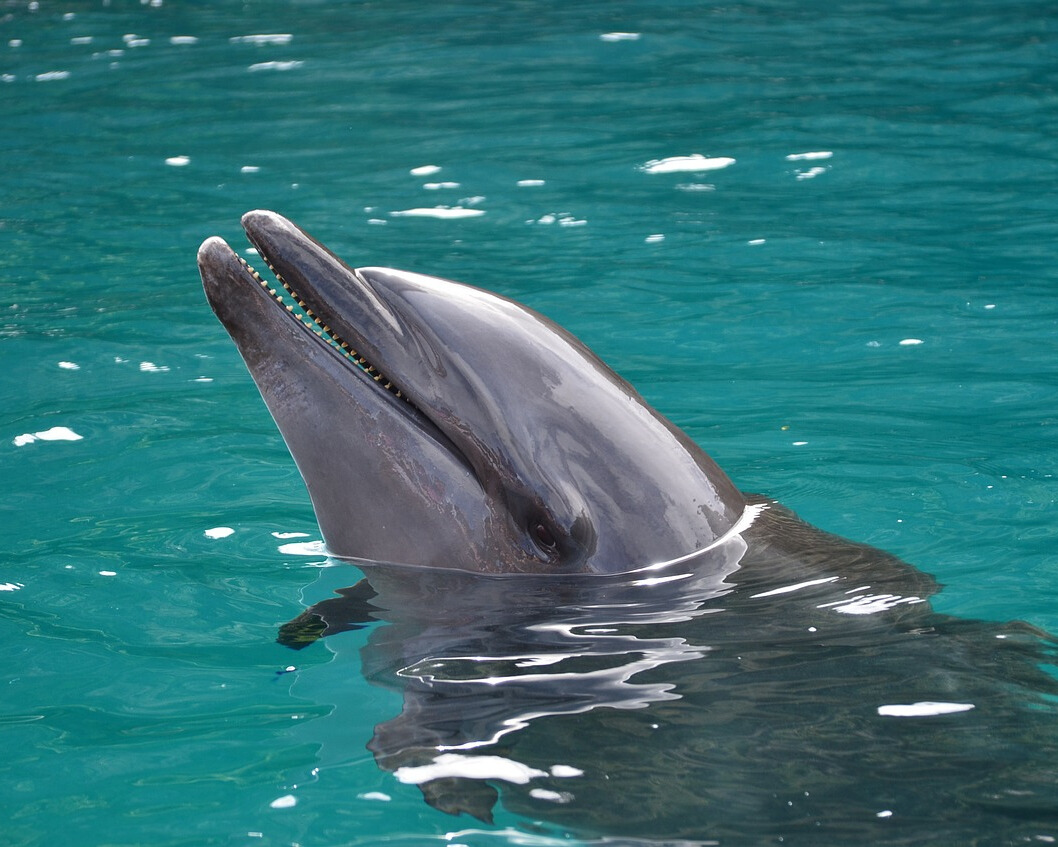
(3, 1), (1058, 845)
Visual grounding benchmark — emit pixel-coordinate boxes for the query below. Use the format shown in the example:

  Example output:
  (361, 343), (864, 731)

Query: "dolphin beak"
(198, 211), (499, 566)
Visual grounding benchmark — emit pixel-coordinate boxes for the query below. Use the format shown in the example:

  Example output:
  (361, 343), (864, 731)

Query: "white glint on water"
(550, 765), (583, 778)
(278, 541), (328, 556)
(530, 213), (586, 226)
(630, 573), (693, 588)
(394, 754), (547, 785)
(877, 702), (975, 717)
(230, 34), (292, 45)
(13, 426), (83, 447)
(204, 527), (235, 539)
(751, 576), (841, 599)
(391, 207), (485, 219)
(248, 61), (303, 72)
(530, 788), (573, 803)
(36, 426), (82, 441)
(825, 594), (926, 615)
(642, 155), (735, 174)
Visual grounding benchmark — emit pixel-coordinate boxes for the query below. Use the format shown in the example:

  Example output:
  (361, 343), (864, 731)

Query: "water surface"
(3, 2), (1057, 845)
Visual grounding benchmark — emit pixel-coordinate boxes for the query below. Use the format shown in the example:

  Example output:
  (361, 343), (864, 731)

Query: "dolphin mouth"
(200, 212), (469, 473)
(236, 230), (409, 406)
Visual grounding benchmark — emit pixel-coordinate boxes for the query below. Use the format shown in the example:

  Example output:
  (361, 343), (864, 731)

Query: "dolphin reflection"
(282, 501), (1058, 843)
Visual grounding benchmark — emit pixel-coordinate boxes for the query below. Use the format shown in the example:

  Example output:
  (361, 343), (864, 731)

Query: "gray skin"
(199, 210), (744, 575)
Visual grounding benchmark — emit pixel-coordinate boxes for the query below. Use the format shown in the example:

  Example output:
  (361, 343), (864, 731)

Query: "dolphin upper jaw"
(199, 211), (748, 573)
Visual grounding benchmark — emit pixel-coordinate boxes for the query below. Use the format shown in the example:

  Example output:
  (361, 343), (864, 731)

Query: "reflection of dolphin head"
(199, 211), (745, 574)
(369, 529), (749, 730)
(293, 532), (750, 822)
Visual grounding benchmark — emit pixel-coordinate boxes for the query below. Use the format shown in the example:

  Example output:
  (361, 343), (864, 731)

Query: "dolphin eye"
(530, 521), (558, 555)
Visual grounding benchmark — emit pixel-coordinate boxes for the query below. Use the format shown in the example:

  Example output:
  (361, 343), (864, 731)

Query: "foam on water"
(391, 206), (486, 219)
(641, 154), (736, 174)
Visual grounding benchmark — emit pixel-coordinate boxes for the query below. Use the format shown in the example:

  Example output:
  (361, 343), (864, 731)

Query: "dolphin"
(199, 212), (1058, 843)
(199, 210), (745, 574)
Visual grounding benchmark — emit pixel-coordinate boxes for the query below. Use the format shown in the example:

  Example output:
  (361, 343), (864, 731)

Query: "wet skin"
(199, 210), (743, 575)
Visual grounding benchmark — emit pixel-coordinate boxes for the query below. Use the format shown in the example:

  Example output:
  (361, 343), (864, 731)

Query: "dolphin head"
(199, 210), (745, 574)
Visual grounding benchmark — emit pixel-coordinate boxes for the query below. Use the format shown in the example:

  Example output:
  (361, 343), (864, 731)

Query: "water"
(2, 0), (1057, 844)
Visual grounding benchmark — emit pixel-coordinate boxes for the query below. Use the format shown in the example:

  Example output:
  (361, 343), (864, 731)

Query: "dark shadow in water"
(281, 498), (1058, 846)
